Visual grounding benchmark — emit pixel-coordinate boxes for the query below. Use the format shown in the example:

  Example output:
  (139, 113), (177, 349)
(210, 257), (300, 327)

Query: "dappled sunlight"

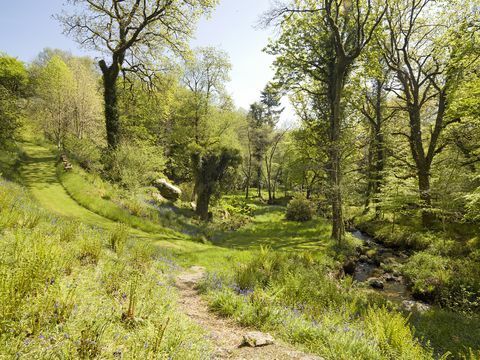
(214, 206), (331, 251)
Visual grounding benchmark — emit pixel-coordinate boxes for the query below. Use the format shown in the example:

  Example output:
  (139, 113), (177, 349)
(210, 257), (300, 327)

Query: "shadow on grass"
(213, 206), (331, 251)
(411, 308), (480, 358)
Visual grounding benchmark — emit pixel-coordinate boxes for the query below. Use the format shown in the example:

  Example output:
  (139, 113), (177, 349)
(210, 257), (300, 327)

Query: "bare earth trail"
(19, 141), (322, 360)
(176, 266), (322, 360)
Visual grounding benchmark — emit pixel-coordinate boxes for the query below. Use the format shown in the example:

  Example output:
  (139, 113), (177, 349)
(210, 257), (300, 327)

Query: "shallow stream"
(350, 230), (411, 303)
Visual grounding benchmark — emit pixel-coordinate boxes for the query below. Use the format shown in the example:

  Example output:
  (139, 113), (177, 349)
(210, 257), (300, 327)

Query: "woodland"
(0, 0), (479, 359)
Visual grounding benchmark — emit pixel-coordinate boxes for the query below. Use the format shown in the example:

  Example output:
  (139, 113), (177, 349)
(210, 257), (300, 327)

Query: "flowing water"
(350, 230), (411, 303)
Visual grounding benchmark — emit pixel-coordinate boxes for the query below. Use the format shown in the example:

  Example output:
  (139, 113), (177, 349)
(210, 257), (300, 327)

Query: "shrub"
(104, 142), (165, 189)
(76, 230), (103, 265)
(285, 196), (315, 222)
(109, 223), (129, 254)
(64, 135), (102, 171)
(403, 253), (450, 301)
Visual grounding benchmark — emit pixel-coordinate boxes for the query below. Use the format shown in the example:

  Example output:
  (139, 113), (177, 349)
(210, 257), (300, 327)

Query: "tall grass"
(57, 165), (186, 239)
(0, 178), (212, 358)
(201, 247), (479, 359)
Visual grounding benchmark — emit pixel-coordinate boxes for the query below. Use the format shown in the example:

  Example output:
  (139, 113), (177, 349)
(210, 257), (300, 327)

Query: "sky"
(0, 0), (294, 124)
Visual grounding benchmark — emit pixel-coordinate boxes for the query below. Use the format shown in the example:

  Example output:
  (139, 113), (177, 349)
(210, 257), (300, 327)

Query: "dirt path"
(18, 142), (322, 359)
(176, 266), (323, 360)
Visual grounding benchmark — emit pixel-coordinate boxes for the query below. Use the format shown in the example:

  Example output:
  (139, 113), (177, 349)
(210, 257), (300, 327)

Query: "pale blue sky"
(0, 0), (293, 121)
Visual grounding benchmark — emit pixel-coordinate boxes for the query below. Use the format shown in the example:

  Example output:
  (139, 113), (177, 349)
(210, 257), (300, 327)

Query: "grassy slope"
(11, 141), (480, 359)
(17, 141), (245, 271)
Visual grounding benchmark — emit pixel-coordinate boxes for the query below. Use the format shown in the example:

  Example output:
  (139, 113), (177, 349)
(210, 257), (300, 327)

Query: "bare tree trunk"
(328, 60), (347, 244)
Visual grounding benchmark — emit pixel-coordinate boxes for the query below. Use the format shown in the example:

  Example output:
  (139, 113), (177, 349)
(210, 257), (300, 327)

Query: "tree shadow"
(213, 205), (330, 251)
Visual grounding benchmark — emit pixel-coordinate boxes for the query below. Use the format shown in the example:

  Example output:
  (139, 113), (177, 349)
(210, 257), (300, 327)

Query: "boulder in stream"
(402, 300), (431, 313)
(343, 258), (357, 275)
(368, 277), (385, 289)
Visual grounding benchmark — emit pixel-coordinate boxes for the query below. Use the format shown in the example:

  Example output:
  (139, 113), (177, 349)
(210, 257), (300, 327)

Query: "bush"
(285, 196), (315, 222)
(403, 253), (450, 301)
(104, 142), (165, 189)
(109, 223), (129, 255)
(64, 135), (102, 171)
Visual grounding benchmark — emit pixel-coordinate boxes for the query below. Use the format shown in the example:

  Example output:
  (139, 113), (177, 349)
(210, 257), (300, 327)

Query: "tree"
(379, 0), (477, 227)
(182, 47), (231, 145)
(192, 146), (241, 220)
(244, 85), (283, 199)
(0, 55), (28, 148)
(57, 0), (218, 149)
(265, 0), (386, 243)
(264, 129), (287, 203)
(68, 57), (103, 141)
(35, 56), (75, 149)
(352, 56), (395, 217)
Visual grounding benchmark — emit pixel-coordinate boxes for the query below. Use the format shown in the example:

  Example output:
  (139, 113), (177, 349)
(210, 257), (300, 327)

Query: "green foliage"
(203, 249), (432, 360)
(0, 55), (28, 148)
(286, 196), (315, 222)
(64, 135), (102, 171)
(0, 177), (212, 358)
(109, 223), (129, 255)
(105, 141), (165, 189)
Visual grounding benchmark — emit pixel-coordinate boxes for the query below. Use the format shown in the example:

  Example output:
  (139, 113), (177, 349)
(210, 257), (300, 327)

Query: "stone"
(368, 277), (385, 289)
(359, 255), (369, 262)
(383, 273), (397, 282)
(151, 192), (167, 204)
(242, 331), (275, 347)
(152, 178), (182, 201)
(402, 300), (431, 313)
(343, 259), (357, 275)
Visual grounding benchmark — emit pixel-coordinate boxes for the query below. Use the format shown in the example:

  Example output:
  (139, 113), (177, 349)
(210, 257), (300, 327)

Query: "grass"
(4, 140), (479, 359)
(0, 178), (213, 359)
(57, 163), (186, 239)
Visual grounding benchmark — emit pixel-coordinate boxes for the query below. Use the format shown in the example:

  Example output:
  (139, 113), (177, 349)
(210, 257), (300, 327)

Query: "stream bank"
(346, 229), (430, 311)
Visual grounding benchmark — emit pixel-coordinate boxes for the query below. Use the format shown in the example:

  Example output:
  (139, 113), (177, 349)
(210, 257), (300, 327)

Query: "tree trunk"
(99, 60), (120, 149)
(196, 185), (211, 221)
(257, 166), (262, 198)
(373, 128), (385, 218)
(328, 61), (347, 243)
(245, 177), (250, 199)
(418, 167), (433, 227)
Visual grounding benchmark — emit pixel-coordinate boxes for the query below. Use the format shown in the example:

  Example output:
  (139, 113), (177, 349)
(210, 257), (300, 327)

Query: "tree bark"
(99, 60), (120, 149)
(196, 184), (211, 221)
(328, 60), (347, 243)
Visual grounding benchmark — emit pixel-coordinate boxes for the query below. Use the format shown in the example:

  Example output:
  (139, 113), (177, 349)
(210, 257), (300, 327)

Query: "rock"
(402, 300), (431, 313)
(383, 273), (397, 282)
(242, 331), (275, 347)
(190, 201), (196, 211)
(368, 277), (385, 289)
(151, 192), (167, 204)
(343, 259), (357, 275)
(359, 255), (369, 262)
(152, 178), (182, 201)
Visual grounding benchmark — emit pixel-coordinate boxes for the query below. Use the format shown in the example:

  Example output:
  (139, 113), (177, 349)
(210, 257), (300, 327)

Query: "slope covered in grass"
(7, 142), (480, 359)
(0, 178), (212, 358)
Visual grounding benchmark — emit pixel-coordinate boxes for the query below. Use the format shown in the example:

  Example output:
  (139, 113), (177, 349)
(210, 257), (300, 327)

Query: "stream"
(349, 230), (412, 303)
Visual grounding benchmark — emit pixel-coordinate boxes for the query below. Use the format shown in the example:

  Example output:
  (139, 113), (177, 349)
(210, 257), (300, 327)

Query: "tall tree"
(265, 0), (386, 243)
(57, 0), (218, 149)
(379, 0), (477, 227)
(182, 47), (231, 145)
(353, 57), (395, 217)
(35, 56), (75, 149)
(0, 55), (27, 149)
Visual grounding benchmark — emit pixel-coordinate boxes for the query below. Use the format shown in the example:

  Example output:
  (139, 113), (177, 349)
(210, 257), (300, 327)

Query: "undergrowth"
(0, 178), (212, 358)
(200, 247), (480, 359)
